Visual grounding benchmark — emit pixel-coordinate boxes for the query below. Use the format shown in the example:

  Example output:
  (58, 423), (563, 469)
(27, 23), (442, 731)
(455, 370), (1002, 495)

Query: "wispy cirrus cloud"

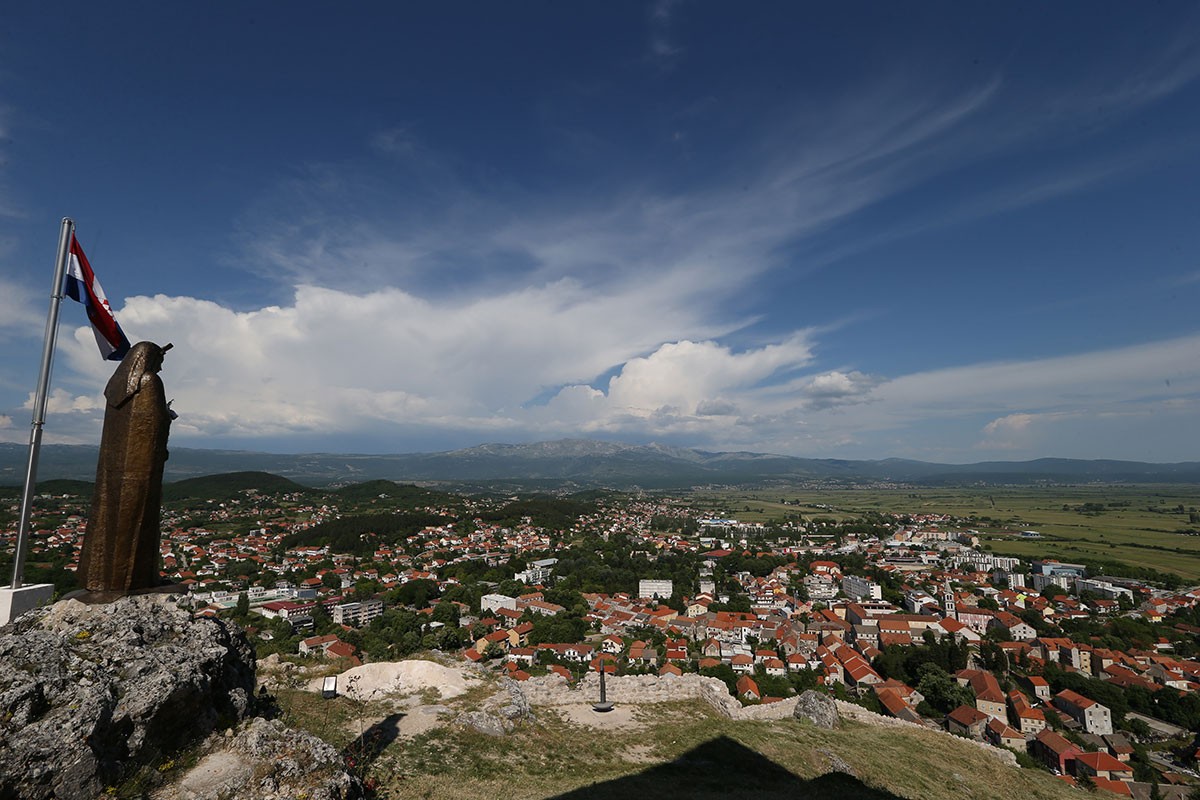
(647, 0), (684, 66)
(12, 33), (1200, 460)
(239, 72), (1003, 308)
(1092, 22), (1200, 112)
(0, 108), (28, 221)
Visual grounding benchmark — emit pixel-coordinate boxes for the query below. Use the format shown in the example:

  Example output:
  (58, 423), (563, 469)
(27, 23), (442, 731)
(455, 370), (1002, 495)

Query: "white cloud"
(12, 43), (1200, 460)
(982, 412), (1038, 437)
(799, 370), (881, 409)
(695, 398), (738, 417)
(27, 284), (818, 452)
(25, 388), (104, 414)
(978, 411), (1079, 451)
(46, 279), (746, 442)
(786, 334), (1200, 460)
(23, 291), (1200, 462)
(0, 278), (39, 337)
(877, 335), (1200, 416)
(604, 336), (813, 416)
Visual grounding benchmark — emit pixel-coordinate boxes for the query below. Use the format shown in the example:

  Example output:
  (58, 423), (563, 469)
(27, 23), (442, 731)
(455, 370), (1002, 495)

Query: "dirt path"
(553, 703), (646, 730)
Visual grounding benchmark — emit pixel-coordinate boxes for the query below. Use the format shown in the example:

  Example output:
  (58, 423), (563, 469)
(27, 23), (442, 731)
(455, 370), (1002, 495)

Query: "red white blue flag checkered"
(64, 235), (131, 361)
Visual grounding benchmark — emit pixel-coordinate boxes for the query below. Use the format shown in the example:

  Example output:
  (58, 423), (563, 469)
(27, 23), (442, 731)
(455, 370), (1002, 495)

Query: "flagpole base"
(0, 583), (54, 627)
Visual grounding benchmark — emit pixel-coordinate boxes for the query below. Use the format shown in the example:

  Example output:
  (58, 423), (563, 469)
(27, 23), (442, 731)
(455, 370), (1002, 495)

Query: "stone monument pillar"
(77, 341), (173, 596)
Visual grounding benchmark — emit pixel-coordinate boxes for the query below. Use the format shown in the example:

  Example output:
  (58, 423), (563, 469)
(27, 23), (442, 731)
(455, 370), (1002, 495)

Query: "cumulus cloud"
(982, 413), (1037, 437)
(25, 388), (104, 415)
(24, 292), (1200, 461)
(695, 398), (738, 417)
(978, 412), (1067, 450)
(604, 336), (813, 416)
(799, 370), (881, 409)
(44, 281), (753, 444)
(13, 51), (1200, 460)
(25, 285), (820, 452)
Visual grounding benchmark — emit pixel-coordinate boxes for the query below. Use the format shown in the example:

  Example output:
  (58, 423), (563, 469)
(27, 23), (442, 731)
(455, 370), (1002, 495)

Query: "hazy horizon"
(6, 435), (1200, 469)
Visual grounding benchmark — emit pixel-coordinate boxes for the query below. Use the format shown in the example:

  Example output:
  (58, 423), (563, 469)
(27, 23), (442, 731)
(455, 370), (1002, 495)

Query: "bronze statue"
(77, 341), (173, 595)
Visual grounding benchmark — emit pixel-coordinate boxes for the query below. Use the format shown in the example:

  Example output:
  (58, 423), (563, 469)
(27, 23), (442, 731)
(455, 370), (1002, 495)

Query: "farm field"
(686, 485), (1200, 583)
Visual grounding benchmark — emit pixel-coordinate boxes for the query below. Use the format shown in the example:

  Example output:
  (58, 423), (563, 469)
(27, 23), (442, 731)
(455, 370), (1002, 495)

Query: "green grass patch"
(359, 700), (1079, 800)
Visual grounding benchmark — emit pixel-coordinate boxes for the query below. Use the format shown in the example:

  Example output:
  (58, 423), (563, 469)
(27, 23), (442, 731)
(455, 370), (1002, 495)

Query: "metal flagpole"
(10, 217), (74, 589)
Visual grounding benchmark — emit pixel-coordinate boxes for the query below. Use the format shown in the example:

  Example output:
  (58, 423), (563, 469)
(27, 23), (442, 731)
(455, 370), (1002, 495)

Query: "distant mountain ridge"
(2, 438), (1199, 488)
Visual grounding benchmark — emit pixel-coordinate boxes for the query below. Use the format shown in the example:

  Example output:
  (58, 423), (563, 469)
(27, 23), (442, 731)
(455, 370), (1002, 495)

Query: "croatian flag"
(64, 235), (131, 361)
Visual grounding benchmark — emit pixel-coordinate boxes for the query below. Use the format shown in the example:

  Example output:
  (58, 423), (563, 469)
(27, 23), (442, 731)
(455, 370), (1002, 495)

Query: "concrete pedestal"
(0, 583), (54, 627)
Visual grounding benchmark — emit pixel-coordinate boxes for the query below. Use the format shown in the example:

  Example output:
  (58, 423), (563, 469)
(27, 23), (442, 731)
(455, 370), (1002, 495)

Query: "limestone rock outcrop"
(0, 595), (256, 800)
(153, 718), (361, 800)
(793, 689), (840, 729)
(455, 676), (533, 736)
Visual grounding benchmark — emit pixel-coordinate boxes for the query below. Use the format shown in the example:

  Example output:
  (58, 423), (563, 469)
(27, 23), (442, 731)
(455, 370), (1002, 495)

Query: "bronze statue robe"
(78, 342), (172, 594)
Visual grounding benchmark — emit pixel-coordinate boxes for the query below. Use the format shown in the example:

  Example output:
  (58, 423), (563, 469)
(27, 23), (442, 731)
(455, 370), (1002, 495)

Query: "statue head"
(105, 341), (170, 408)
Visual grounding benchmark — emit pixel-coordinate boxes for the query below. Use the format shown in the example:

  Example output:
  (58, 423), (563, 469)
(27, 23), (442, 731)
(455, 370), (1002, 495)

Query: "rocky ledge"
(153, 717), (361, 800)
(0, 595), (257, 800)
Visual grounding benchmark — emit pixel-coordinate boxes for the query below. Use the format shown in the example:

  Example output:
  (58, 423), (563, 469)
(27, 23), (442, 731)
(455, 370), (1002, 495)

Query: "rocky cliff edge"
(0, 595), (359, 800)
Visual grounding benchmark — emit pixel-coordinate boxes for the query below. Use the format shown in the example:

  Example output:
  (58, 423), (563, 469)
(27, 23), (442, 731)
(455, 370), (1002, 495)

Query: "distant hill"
(0, 478), (94, 500)
(329, 479), (454, 504)
(3, 439), (1200, 489)
(162, 471), (308, 501)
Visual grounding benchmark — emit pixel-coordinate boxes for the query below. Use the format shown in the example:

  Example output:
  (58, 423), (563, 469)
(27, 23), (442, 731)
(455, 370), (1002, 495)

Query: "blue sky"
(2, 2), (1200, 462)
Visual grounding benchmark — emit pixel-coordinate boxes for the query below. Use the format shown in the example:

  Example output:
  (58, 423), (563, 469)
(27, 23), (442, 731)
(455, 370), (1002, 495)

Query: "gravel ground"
(309, 658), (480, 701)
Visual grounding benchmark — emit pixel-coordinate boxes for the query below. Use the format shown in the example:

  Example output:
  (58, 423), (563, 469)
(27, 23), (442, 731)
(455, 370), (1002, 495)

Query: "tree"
(1040, 584), (1067, 601)
(432, 601), (460, 627)
(978, 641), (1009, 674)
(436, 627), (462, 651)
(1075, 770), (1096, 793)
(352, 578), (381, 600)
(310, 603), (335, 635)
(915, 663), (975, 715)
(527, 615), (586, 646)
(788, 668), (820, 694)
(1125, 717), (1152, 740)
(236, 591), (250, 617)
(389, 578), (439, 608)
(498, 579), (524, 597)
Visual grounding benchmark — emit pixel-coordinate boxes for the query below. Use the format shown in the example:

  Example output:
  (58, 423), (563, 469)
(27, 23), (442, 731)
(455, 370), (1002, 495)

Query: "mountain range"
(3, 439), (1200, 489)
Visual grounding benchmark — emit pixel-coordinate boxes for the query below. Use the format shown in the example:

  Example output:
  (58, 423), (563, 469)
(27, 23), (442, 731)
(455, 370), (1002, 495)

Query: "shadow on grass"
(344, 712), (405, 774)
(549, 735), (901, 800)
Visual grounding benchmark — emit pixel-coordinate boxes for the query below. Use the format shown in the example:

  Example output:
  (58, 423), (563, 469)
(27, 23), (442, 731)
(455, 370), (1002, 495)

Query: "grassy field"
(686, 485), (1200, 582)
(274, 686), (1081, 800)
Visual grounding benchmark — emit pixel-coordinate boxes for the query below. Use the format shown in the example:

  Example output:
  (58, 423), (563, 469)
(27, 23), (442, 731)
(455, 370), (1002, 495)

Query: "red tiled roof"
(947, 705), (988, 727)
